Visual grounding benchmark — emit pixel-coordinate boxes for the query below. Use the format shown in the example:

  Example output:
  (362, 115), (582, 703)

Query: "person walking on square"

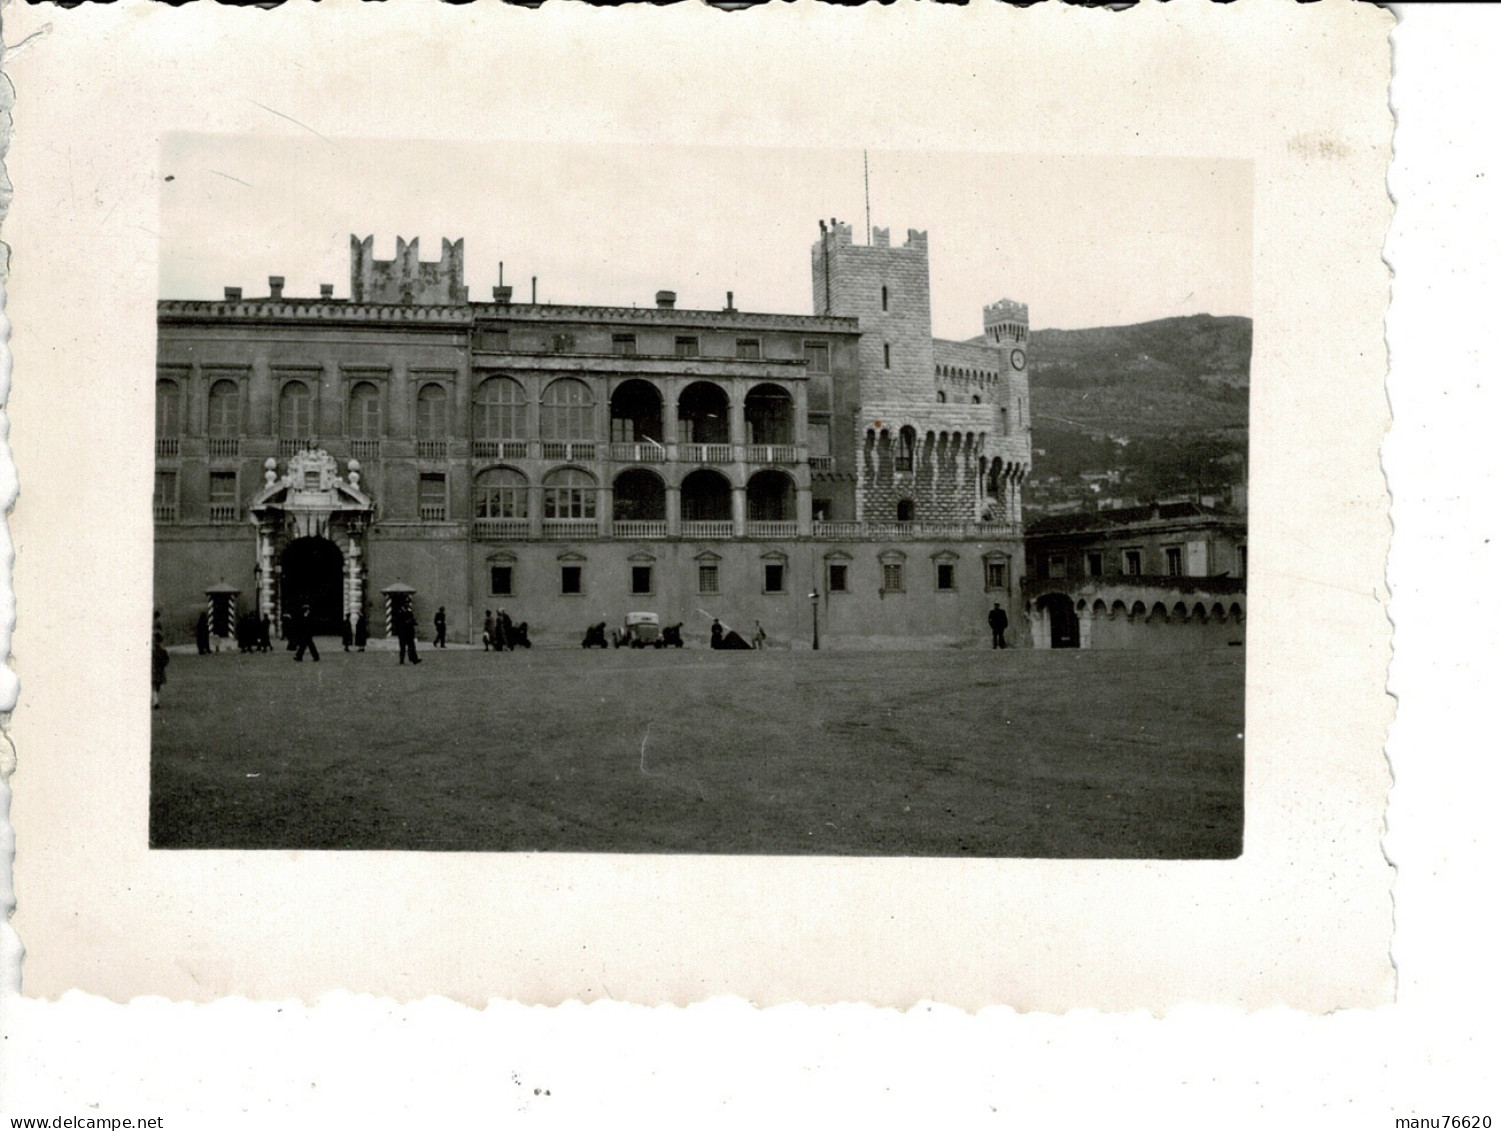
(259, 613), (272, 653)
(482, 609), (494, 652)
(753, 621), (767, 650)
(710, 618), (724, 650)
(988, 602), (1009, 649)
(434, 606), (447, 648)
(355, 610), (369, 652)
(396, 605), (421, 665)
(194, 610), (210, 656)
(151, 631), (169, 709)
(496, 608), (513, 653)
(293, 603), (320, 663)
(341, 614), (354, 652)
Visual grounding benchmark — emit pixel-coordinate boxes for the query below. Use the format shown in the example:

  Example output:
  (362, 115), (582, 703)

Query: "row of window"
(156, 375), (806, 445)
(475, 330), (832, 371)
(1043, 543), (1248, 580)
(488, 555), (1012, 599)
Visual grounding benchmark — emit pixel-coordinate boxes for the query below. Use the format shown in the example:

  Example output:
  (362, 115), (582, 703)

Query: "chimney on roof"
(269, 276), (285, 300)
(725, 291), (735, 311)
(656, 290), (676, 309)
(319, 284), (334, 299)
(224, 286), (242, 301)
(493, 261), (513, 303)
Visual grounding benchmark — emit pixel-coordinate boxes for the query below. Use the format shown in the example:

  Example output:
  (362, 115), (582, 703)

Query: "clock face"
(1010, 348), (1026, 370)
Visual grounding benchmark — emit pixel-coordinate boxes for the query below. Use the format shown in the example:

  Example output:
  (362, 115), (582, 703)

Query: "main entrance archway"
(280, 537), (345, 636)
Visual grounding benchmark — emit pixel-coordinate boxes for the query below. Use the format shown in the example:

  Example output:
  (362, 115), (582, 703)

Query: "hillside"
(1008, 314), (1252, 512)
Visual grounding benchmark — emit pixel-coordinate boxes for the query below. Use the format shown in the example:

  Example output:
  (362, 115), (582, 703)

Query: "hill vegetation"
(1010, 314), (1251, 510)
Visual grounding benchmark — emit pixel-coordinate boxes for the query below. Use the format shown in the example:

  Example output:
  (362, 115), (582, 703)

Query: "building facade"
(154, 224), (1032, 647)
(1023, 502), (1247, 650)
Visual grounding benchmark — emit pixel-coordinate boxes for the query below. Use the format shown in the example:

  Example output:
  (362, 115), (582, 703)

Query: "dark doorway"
(1036, 593), (1080, 649)
(281, 537), (345, 635)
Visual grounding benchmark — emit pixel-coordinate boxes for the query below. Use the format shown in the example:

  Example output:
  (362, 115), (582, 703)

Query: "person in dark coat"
(259, 613), (272, 653)
(710, 619), (724, 650)
(988, 602), (1009, 649)
(434, 606), (447, 648)
(355, 611), (369, 652)
(293, 604), (320, 662)
(341, 615), (354, 652)
(151, 631), (169, 708)
(496, 609), (513, 653)
(195, 610), (211, 656)
(396, 605), (421, 665)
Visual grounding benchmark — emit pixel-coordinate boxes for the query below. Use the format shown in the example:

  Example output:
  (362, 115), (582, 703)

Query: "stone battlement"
(350, 235), (470, 306)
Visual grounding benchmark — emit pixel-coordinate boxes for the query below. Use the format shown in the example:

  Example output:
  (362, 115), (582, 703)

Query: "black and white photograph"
(149, 140), (1251, 857)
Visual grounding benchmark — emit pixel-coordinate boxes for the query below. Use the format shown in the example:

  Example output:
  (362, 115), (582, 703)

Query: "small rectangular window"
(1087, 552), (1103, 577)
(561, 565), (583, 594)
(611, 333), (637, 356)
(936, 562), (956, 591)
(735, 339), (761, 361)
(828, 563), (848, 593)
(1124, 550), (1142, 576)
(1165, 546), (1184, 577)
(985, 560), (1010, 591)
(478, 329), (510, 352)
(675, 336), (699, 358)
(631, 566), (652, 595)
(490, 566), (513, 596)
(1048, 554), (1068, 580)
(419, 473), (447, 521)
(764, 564), (785, 593)
(803, 342), (829, 373)
(698, 564), (720, 595)
(882, 562), (904, 592)
(208, 472), (237, 523)
(1000, 408), (1009, 436)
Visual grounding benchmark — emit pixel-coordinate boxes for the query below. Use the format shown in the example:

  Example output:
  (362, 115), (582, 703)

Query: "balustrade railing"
(613, 520), (668, 539)
(153, 504), (178, 523)
(808, 456), (833, 471)
(540, 441), (597, 461)
(680, 520), (733, 538)
(473, 518), (531, 540)
(416, 440), (448, 459)
(679, 443), (733, 464)
(207, 438), (240, 458)
(155, 438), (180, 458)
(746, 520), (798, 538)
(541, 518), (601, 539)
(610, 442), (667, 463)
(279, 438), (310, 457)
(810, 520), (1024, 539)
(745, 444), (799, 464)
(350, 440), (381, 460)
(208, 504), (239, 524)
(419, 505), (448, 522)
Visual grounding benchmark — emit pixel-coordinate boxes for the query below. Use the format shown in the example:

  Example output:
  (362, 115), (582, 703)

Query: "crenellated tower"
(349, 235), (469, 305)
(811, 221), (1029, 527)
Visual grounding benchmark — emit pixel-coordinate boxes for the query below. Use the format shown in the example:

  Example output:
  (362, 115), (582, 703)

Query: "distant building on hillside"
(1023, 501), (1246, 649)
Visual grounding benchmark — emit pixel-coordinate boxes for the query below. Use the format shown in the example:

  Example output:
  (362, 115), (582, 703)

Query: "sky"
(160, 137), (1252, 336)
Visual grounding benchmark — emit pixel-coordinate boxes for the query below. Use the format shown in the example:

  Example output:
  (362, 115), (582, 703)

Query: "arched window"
(207, 380), (239, 437)
(937, 391), (946, 404)
(474, 376), (526, 440)
(348, 382), (381, 440)
(279, 380), (312, 439)
(541, 378), (595, 441)
(543, 467), (597, 519)
(417, 383), (448, 440)
(474, 467), (528, 519)
(155, 379), (182, 436)
(897, 498), (916, 522)
(972, 395), (982, 404)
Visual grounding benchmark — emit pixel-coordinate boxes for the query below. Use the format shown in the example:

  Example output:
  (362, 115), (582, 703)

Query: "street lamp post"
(809, 589), (820, 651)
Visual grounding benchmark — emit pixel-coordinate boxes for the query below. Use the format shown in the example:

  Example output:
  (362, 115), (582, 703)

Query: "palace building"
(153, 221), (1033, 647)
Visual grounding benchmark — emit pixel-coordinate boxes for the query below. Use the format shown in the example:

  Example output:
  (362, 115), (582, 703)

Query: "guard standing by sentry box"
(203, 581), (239, 653)
(381, 581), (417, 639)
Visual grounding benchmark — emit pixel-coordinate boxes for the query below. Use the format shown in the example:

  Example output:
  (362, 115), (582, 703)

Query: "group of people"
(481, 608), (524, 652)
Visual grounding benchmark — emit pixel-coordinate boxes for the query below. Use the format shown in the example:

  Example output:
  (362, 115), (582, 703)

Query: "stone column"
(661, 379), (679, 459)
(666, 483), (681, 537)
(529, 482), (544, 539)
(598, 483), (613, 537)
(796, 485), (813, 536)
(731, 485), (747, 538)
